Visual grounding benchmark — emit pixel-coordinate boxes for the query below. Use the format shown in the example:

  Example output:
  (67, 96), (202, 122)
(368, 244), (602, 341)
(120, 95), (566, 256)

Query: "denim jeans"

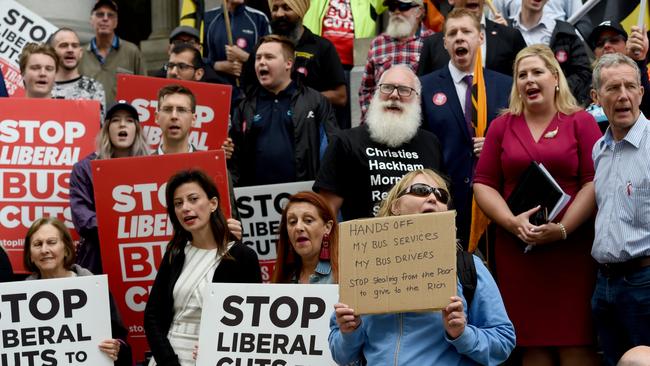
(591, 265), (650, 365)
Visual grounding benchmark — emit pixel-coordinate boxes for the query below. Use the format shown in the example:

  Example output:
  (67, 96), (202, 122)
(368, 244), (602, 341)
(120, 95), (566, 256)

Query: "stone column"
(140, 0), (178, 73)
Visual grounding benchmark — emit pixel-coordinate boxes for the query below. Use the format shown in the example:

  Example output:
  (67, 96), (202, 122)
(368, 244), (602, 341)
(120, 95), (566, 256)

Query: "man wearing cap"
(79, 0), (146, 104)
(358, 0), (432, 121)
(590, 53), (650, 366)
(420, 8), (511, 248)
(418, 0), (526, 77)
(70, 100), (147, 274)
(509, 0), (591, 105)
(229, 35), (338, 187)
(262, 0), (347, 111)
(204, 0), (270, 91)
(49, 27), (106, 120)
(586, 20), (650, 133)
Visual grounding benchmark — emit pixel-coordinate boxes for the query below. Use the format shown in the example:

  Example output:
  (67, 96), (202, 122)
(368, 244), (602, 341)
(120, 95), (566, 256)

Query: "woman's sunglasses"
(399, 183), (450, 204)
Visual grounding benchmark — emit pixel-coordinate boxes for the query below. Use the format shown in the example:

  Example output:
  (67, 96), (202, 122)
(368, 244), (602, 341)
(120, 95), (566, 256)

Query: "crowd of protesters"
(2, 0), (650, 365)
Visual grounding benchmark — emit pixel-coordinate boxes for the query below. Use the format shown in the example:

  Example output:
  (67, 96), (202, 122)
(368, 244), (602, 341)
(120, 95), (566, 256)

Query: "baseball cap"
(169, 26), (200, 42)
(383, 0), (424, 7)
(588, 21), (628, 49)
(105, 100), (139, 123)
(92, 0), (118, 13)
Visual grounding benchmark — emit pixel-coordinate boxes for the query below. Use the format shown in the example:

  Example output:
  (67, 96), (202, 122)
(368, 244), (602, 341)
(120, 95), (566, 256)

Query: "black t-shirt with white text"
(314, 126), (444, 220)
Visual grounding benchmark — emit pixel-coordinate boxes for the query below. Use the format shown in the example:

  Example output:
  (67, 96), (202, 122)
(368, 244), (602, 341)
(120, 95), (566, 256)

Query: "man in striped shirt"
(590, 53), (650, 366)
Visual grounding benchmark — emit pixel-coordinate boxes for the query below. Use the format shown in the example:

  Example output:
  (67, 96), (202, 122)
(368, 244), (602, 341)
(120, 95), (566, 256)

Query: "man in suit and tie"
(418, 0), (526, 77)
(420, 8), (511, 248)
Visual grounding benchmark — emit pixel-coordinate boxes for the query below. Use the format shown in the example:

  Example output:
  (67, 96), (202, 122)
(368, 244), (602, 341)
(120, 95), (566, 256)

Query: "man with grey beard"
(314, 65), (444, 220)
(358, 0), (432, 121)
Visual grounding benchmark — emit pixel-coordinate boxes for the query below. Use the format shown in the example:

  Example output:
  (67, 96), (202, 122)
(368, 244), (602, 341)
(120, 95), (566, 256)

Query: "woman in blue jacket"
(329, 169), (515, 365)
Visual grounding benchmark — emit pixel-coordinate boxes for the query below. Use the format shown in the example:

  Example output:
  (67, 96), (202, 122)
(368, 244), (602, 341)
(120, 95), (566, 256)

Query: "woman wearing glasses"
(70, 101), (150, 274)
(330, 169), (515, 365)
(473, 45), (602, 365)
(271, 191), (338, 284)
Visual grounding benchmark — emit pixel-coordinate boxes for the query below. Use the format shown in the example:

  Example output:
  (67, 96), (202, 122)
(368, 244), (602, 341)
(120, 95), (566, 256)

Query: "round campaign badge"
(555, 50), (568, 63)
(432, 92), (447, 106)
(236, 38), (247, 49)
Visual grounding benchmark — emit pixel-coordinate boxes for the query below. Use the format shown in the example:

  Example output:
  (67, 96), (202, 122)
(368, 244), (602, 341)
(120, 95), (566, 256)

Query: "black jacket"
(229, 83), (339, 187)
(144, 242), (262, 366)
(549, 21), (593, 106)
(418, 18), (527, 77)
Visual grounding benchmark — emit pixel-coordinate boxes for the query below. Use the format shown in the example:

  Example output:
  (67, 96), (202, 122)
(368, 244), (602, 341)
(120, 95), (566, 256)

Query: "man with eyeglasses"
(49, 27), (106, 121)
(420, 8), (511, 248)
(79, 0), (146, 104)
(585, 21), (650, 134)
(358, 0), (433, 122)
(229, 35), (338, 187)
(151, 26), (231, 87)
(315, 65), (443, 220)
(154, 84), (197, 155)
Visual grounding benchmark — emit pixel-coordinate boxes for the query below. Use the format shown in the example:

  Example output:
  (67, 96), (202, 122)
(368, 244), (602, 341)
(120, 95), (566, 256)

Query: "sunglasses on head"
(399, 183), (450, 204)
(387, 1), (419, 12)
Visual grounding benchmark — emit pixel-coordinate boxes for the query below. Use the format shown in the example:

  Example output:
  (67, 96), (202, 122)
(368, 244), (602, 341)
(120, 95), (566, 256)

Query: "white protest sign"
(234, 181), (314, 282)
(0, 275), (112, 366)
(197, 283), (338, 366)
(0, 0), (58, 96)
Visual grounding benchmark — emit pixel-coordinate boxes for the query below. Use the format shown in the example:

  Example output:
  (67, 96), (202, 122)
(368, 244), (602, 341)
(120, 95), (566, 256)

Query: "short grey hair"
(592, 53), (641, 91)
(378, 64), (422, 94)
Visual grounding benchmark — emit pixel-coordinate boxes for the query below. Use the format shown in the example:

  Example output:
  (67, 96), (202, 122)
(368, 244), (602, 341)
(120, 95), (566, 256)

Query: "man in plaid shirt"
(359, 0), (433, 121)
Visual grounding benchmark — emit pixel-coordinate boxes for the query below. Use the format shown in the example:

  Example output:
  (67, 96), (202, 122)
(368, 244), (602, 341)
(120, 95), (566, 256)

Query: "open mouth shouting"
(183, 215), (198, 226)
(525, 87), (541, 100)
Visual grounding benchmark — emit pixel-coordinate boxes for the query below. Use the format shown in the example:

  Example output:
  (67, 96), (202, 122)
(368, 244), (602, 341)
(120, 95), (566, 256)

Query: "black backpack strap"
(457, 250), (477, 309)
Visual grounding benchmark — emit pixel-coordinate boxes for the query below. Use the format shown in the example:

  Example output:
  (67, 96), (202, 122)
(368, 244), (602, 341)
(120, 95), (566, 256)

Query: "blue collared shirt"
(592, 113), (650, 263)
(90, 35), (120, 64)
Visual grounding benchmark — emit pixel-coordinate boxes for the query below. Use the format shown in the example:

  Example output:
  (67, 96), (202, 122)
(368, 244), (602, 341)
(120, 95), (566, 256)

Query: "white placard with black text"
(197, 283), (338, 366)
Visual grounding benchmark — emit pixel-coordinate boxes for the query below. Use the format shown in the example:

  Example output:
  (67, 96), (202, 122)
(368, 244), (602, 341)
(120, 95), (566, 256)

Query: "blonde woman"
(69, 101), (150, 273)
(474, 45), (602, 365)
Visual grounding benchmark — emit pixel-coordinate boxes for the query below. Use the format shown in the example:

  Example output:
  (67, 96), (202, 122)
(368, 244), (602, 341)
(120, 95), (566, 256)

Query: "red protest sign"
(0, 98), (100, 273)
(116, 74), (231, 152)
(91, 150), (230, 363)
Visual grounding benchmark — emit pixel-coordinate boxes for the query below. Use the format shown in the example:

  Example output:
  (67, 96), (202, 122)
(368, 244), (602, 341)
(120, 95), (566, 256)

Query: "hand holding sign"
(334, 303), (362, 334)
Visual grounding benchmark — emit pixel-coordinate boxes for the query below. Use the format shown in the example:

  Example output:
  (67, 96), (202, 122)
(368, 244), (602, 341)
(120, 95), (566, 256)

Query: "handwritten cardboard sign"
(339, 211), (456, 314)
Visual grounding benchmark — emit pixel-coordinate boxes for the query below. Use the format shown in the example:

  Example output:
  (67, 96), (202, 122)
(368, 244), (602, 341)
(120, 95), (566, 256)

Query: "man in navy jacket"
(420, 9), (511, 248)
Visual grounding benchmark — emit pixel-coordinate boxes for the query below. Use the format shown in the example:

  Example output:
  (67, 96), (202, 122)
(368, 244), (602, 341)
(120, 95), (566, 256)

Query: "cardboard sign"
(0, 98), (100, 273)
(91, 150), (230, 363)
(116, 74), (231, 152)
(234, 181), (314, 282)
(197, 284), (338, 366)
(0, 275), (112, 366)
(0, 0), (58, 96)
(339, 211), (457, 314)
